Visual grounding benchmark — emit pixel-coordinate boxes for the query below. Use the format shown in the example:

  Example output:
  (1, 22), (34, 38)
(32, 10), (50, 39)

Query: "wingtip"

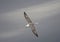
(24, 11), (26, 15)
(24, 11), (25, 13)
(34, 32), (38, 37)
(35, 34), (38, 37)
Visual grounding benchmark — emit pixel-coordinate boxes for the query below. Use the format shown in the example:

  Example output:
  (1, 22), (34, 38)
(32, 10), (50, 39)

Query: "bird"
(24, 12), (38, 37)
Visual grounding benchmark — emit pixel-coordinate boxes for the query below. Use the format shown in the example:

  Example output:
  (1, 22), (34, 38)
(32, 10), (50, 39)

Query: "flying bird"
(24, 12), (38, 37)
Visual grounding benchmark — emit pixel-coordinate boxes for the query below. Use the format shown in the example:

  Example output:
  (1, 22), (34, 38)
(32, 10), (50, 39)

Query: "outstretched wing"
(30, 23), (38, 37)
(24, 12), (32, 23)
(24, 12), (38, 37)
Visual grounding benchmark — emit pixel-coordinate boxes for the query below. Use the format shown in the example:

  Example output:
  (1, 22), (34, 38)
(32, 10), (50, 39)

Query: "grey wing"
(24, 12), (32, 23)
(30, 24), (38, 37)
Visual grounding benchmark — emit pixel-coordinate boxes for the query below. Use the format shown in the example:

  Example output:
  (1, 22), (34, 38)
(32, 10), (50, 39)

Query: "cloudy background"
(0, 0), (60, 42)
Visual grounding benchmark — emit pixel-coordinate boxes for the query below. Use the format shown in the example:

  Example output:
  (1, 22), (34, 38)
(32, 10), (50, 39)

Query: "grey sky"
(0, 0), (56, 14)
(0, 0), (60, 42)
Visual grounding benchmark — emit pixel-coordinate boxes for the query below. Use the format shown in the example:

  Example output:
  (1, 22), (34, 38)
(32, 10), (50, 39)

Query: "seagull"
(24, 12), (38, 37)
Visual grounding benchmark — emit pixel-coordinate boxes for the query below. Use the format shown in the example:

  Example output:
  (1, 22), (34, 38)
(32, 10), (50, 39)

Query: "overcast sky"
(0, 0), (60, 42)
